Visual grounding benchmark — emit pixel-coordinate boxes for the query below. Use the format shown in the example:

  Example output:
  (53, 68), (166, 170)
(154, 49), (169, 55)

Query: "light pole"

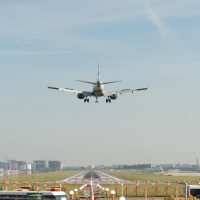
(119, 183), (126, 200)
(74, 188), (78, 199)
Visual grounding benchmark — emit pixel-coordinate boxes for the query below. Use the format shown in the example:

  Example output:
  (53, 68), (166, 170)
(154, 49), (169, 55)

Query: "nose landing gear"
(106, 98), (111, 103)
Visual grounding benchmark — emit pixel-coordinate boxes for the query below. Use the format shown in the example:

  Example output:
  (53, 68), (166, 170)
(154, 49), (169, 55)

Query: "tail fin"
(98, 60), (100, 82)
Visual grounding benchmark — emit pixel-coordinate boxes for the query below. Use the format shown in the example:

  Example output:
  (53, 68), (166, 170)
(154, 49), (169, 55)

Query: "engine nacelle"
(110, 94), (117, 100)
(77, 93), (85, 99)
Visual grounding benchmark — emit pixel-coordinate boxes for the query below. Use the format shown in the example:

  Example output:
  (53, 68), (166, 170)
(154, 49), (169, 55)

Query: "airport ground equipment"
(165, 184), (200, 200)
(0, 191), (67, 200)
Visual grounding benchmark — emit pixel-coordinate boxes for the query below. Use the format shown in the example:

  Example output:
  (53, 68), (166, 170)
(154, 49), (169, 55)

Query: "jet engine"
(77, 93), (85, 99)
(110, 94), (117, 100)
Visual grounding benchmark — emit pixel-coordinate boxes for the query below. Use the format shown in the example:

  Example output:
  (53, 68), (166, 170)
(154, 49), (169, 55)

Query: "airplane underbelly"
(93, 90), (103, 96)
(93, 84), (104, 96)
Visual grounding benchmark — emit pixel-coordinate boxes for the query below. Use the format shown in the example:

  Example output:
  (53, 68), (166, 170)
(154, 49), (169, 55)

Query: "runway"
(59, 170), (128, 184)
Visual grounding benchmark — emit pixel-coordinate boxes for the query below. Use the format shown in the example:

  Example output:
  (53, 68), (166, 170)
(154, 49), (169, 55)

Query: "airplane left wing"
(48, 86), (81, 94)
(104, 87), (148, 97)
(47, 86), (93, 97)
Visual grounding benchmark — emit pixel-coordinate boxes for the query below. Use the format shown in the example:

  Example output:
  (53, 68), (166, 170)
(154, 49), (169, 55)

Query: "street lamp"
(111, 190), (116, 200)
(119, 197), (126, 200)
(105, 188), (109, 197)
(69, 190), (74, 200)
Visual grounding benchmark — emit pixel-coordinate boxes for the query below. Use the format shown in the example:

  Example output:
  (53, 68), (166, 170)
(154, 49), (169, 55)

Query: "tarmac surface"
(59, 170), (128, 184)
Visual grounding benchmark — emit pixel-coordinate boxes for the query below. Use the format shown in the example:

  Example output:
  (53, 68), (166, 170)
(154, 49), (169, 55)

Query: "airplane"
(47, 63), (148, 103)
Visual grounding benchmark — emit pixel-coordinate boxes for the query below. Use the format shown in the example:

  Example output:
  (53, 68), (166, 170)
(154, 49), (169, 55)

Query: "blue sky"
(0, 0), (200, 166)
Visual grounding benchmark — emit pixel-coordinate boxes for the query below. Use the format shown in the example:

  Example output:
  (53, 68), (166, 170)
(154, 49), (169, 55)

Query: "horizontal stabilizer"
(76, 80), (96, 84)
(102, 80), (122, 84)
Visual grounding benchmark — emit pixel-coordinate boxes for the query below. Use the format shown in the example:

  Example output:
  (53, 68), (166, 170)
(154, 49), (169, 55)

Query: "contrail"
(143, 0), (190, 57)
(143, 0), (172, 39)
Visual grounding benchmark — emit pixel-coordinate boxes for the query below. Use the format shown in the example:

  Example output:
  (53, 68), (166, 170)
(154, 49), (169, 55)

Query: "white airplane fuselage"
(92, 81), (104, 97)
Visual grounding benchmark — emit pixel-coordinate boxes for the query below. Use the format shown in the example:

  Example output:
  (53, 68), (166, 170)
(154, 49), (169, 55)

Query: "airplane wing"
(104, 87), (148, 97)
(47, 86), (93, 96)
(48, 86), (80, 94)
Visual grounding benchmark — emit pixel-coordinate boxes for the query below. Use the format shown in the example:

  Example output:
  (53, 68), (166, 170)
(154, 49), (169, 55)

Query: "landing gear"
(84, 98), (89, 103)
(106, 98), (111, 103)
(95, 97), (98, 103)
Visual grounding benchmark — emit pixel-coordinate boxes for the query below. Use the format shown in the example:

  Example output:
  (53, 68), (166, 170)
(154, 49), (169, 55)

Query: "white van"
(0, 191), (67, 200)
(187, 185), (200, 198)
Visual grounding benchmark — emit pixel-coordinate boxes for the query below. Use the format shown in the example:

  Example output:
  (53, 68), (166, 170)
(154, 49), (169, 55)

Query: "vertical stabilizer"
(98, 60), (100, 82)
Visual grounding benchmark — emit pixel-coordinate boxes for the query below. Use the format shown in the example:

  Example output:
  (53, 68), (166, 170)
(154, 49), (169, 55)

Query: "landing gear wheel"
(84, 98), (89, 103)
(106, 98), (111, 103)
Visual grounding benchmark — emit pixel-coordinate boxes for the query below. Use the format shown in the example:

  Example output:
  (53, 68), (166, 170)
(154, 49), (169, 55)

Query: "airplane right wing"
(104, 87), (148, 97)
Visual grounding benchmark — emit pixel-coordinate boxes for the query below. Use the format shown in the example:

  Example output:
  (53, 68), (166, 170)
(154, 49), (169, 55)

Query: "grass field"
(0, 170), (77, 191)
(0, 170), (76, 183)
(104, 170), (200, 197)
(106, 170), (200, 183)
(0, 170), (200, 197)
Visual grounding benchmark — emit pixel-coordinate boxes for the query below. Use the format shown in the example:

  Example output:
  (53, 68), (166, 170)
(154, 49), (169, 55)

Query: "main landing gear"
(84, 98), (89, 103)
(106, 98), (111, 103)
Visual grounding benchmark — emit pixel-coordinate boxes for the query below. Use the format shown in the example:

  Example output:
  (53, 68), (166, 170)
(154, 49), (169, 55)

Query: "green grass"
(103, 170), (200, 197)
(0, 170), (77, 191)
(105, 170), (200, 183)
(0, 170), (76, 183)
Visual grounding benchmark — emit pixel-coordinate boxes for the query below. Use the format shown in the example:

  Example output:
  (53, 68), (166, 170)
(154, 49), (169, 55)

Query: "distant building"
(196, 159), (200, 169)
(7, 160), (19, 170)
(48, 161), (62, 171)
(159, 164), (174, 170)
(0, 162), (8, 170)
(95, 165), (105, 170)
(18, 161), (32, 174)
(175, 163), (181, 169)
(33, 160), (47, 172)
